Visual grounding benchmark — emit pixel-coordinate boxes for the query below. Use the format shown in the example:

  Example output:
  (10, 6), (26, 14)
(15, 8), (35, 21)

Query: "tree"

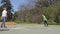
(42, 0), (60, 23)
(14, 0), (60, 24)
(1, 0), (13, 21)
(0, 7), (3, 16)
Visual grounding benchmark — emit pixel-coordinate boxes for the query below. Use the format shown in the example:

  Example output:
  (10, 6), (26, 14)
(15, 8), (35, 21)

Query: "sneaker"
(1, 26), (3, 28)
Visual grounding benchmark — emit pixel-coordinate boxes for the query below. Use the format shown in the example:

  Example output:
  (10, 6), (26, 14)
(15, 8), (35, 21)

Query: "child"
(42, 14), (48, 27)
(1, 7), (7, 28)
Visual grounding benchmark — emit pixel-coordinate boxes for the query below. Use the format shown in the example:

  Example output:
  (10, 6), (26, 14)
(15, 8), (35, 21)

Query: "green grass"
(14, 20), (35, 24)
(14, 20), (60, 25)
(48, 22), (60, 25)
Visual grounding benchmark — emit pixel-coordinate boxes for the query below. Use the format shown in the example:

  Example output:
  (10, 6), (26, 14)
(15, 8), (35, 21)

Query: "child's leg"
(1, 17), (6, 28)
(45, 21), (48, 26)
(3, 17), (7, 28)
(44, 21), (46, 26)
(1, 17), (4, 28)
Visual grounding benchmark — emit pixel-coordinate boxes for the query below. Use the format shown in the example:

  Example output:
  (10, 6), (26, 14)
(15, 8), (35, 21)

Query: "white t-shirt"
(2, 10), (7, 17)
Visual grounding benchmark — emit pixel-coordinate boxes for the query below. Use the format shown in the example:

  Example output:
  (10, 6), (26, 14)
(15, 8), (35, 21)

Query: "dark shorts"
(44, 20), (48, 26)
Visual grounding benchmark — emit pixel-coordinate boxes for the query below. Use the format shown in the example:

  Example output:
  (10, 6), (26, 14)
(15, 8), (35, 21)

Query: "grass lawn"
(14, 21), (60, 25)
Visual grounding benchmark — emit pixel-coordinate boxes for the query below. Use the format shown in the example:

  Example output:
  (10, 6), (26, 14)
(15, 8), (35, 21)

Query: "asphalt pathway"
(0, 24), (60, 34)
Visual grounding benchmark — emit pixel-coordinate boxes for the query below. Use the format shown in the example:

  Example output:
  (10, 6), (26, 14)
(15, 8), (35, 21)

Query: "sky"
(0, 0), (35, 11)
(10, 0), (28, 11)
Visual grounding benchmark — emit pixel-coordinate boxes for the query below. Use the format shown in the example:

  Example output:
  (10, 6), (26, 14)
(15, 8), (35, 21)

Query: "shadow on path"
(0, 28), (9, 31)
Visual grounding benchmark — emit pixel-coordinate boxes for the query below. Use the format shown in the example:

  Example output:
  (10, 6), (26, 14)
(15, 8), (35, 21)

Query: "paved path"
(0, 24), (60, 34)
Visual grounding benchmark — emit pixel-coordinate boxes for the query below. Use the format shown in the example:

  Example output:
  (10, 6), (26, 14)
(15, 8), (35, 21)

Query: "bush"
(48, 21), (60, 25)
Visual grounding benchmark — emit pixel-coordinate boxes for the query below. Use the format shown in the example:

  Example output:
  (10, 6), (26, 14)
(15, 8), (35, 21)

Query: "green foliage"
(48, 22), (60, 25)
(42, 5), (56, 20)
(0, 7), (3, 16)
(0, 7), (3, 22)
(42, 0), (60, 23)
(14, 0), (60, 24)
